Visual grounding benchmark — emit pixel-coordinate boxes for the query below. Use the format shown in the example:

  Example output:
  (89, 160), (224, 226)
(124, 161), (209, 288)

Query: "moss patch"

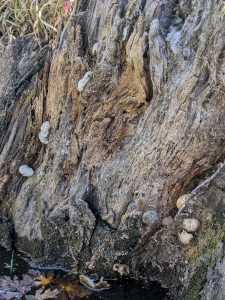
(184, 265), (207, 300)
(185, 221), (225, 260)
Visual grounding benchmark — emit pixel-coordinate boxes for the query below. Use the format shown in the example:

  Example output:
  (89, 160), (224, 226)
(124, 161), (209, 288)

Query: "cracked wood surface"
(1, 0), (225, 298)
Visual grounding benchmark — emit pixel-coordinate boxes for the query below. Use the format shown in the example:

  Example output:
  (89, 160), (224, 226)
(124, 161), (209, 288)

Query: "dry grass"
(0, 0), (67, 51)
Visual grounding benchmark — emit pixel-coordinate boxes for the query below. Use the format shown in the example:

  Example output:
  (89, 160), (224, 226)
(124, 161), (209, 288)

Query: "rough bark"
(1, 0), (225, 299)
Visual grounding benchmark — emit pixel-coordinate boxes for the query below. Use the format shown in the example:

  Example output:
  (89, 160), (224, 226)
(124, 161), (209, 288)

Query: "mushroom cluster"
(38, 121), (50, 144)
(178, 218), (200, 245)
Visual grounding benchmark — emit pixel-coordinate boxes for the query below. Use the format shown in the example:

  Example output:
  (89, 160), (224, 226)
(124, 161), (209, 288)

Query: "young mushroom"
(92, 43), (99, 55)
(142, 210), (160, 225)
(77, 71), (93, 92)
(178, 230), (193, 245)
(182, 218), (200, 232)
(38, 132), (48, 144)
(162, 216), (174, 227)
(176, 194), (189, 209)
(38, 121), (50, 144)
(18, 165), (34, 177)
(40, 121), (50, 134)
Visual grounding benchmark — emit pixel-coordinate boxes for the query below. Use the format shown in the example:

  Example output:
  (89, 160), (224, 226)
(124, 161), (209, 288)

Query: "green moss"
(186, 221), (225, 260)
(184, 265), (207, 300)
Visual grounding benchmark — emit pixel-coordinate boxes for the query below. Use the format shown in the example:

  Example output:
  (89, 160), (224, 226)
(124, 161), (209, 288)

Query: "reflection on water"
(0, 247), (170, 300)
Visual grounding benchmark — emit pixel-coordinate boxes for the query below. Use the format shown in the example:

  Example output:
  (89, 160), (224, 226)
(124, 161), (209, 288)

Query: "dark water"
(0, 247), (170, 300)
(87, 278), (169, 300)
(0, 247), (30, 276)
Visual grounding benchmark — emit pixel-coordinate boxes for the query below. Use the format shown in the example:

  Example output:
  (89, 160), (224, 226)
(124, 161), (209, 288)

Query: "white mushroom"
(38, 131), (48, 144)
(176, 194), (188, 209)
(77, 71), (93, 92)
(178, 230), (193, 245)
(182, 218), (200, 232)
(19, 165), (34, 177)
(40, 121), (50, 135)
(38, 121), (50, 144)
(162, 216), (174, 227)
(142, 210), (160, 225)
(92, 43), (99, 55)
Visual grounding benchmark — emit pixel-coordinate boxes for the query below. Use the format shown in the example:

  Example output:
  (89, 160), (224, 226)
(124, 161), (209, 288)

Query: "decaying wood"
(1, 0), (225, 298)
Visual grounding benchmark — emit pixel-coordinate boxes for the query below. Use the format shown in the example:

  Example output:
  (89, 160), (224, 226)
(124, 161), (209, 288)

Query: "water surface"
(0, 247), (170, 300)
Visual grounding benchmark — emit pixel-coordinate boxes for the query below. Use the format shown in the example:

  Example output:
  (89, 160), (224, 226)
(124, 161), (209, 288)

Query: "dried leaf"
(79, 275), (95, 288)
(79, 275), (110, 292)
(0, 274), (35, 300)
(0, 290), (21, 300)
(0, 274), (34, 293)
(59, 282), (74, 293)
(94, 278), (110, 290)
(34, 287), (60, 300)
(26, 286), (60, 300)
(35, 271), (55, 286)
(0, 276), (13, 291)
(59, 282), (92, 298)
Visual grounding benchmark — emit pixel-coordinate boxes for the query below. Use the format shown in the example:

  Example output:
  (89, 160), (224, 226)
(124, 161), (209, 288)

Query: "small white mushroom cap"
(176, 194), (188, 209)
(38, 131), (48, 144)
(92, 43), (99, 55)
(40, 121), (50, 135)
(178, 230), (193, 245)
(182, 218), (200, 232)
(77, 71), (93, 92)
(19, 165), (34, 177)
(142, 210), (160, 225)
(162, 216), (174, 226)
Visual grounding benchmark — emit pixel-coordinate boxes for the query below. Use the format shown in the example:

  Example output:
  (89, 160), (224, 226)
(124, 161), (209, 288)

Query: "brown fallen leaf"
(35, 271), (55, 286)
(0, 274), (34, 293)
(94, 278), (110, 290)
(59, 282), (92, 298)
(79, 275), (95, 288)
(26, 287), (60, 300)
(0, 291), (21, 300)
(59, 282), (74, 294)
(79, 275), (110, 292)
(22, 274), (36, 289)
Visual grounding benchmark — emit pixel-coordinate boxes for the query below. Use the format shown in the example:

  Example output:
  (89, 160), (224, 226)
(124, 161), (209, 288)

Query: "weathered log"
(1, 0), (225, 298)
